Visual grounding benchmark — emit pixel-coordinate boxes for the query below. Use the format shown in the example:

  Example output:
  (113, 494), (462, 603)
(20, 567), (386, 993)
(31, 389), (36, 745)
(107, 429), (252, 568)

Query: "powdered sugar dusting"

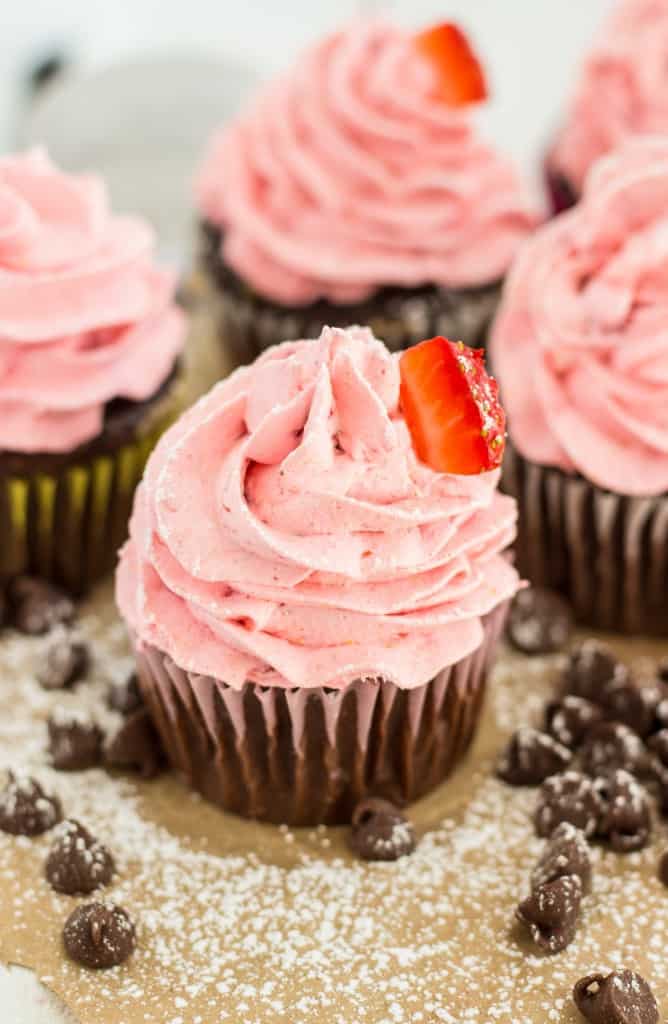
(1, 590), (667, 1023)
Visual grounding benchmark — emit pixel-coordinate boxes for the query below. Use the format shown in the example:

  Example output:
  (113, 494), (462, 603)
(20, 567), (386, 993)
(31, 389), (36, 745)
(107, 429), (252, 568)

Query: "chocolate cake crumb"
(45, 819), (115, 895)
(350, 798), (416, 861)
(63, 902), (135, 969)
(506, 587), (573, 655)
(573, 969), (659, 1024)
(516, 874), (582, 954)
(0, 771), (62, 835)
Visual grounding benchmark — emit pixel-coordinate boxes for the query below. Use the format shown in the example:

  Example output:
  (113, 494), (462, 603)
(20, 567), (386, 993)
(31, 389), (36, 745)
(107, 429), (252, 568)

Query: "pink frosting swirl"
(196, 20), (536, 306)
(117, 326), (519, 690)
(551, 0), (668, 192)
(0, 149), (185, 454)
(492, 137), (668, 496)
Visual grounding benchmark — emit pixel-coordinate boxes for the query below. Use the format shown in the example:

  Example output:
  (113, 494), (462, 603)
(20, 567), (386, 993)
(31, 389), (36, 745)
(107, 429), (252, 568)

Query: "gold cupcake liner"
(0, 407), (176, 596)
(503, 444), (668, 636)
(134, 603), (508, 826)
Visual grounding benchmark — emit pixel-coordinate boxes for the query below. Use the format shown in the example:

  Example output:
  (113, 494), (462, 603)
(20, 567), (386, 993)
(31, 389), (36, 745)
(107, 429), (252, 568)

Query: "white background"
(1, 1), (614, 1020)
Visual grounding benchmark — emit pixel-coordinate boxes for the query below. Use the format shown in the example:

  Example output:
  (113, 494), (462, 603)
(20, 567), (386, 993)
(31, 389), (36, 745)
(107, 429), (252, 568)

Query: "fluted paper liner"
(504, 445), (668, 635)
(0, 410), (176, 596)
(133, 603), (508, 826)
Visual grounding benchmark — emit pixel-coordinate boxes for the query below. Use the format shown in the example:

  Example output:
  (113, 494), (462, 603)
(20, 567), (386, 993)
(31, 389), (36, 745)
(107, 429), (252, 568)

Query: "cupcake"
(0, 149), (186, 595)
(117, 325), (519, 825)
(547, 0), (668, 213)
(196, 21), (535, 365)
(492, 138), (668, 635)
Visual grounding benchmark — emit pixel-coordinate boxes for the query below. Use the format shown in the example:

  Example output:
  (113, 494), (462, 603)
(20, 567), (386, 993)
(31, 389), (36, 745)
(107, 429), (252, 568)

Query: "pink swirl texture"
(117, 326), (519, 690)
(551, 0), (668, 193)
(492, 137), (668, 497)
(0, 149), (185, 454)
(196, 20), (535, 307)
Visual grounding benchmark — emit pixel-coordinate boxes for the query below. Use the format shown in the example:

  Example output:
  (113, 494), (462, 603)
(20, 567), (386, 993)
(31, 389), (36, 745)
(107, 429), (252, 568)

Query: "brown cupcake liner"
(133, 603), (508, 826)
(0, 381), (180, 596)
(503, 444), (668, 636)
(200, 221), (501, 365)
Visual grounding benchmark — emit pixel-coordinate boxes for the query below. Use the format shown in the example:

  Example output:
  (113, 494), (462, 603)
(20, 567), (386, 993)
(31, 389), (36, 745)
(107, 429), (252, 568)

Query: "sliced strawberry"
(399, 337), (505, 475)
(415, 22), (488, 107)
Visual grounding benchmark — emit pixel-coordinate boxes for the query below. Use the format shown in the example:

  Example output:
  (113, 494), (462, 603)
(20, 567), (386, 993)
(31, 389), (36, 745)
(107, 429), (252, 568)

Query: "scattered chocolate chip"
(107, 673), (142, 716)
(62, 902), (135, 969)
(655, 697), (668, 731)
(516, 874), (582, 953)
(602, 676), (661, 739)
(580, 722), (648, 779)
(531, 822), (592, 894)
(596, 769), (652, 853)
(573, 969), (659, 1024)
(8, 576), (74, 635)
(38, 632), (89, 690)
(350, 798), (416, 861)
(45, 820), (114, 895)
(562, 641), (625, 704)
(105, 708), (165, 779)
(657, 658), (668, 683)
(0, 772), (62, 835)
(647, 729), (668, 770)
(48, 710), (103, 772)
(534, 771), (603, 839)
(0, 587), (6, 627)
(658, 850), (668, 887)
(545, 696), (604, 750)
(497, 727), (571, 786)
(506, 587), (574, 655)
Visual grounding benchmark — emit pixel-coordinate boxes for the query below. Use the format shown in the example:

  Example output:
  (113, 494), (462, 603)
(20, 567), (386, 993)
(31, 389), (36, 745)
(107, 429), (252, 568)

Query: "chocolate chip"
(516, 874), (582, 954)
(562, 640), (625, 704)
(506, 587), (574, 655)
(655, 697), (668, 731)
(62, 902), (135, 969)
(38, 632), (89, 690)
(48, 710), (103, 772)
(8, 576), (74, 635)
(658, 850), (668, 887)
(545, 696), (605, 749)
(657, 657), (668, 683)
(45, 820), (114, 895)
(497, 727), (572, 786)
(107, 673), (142, 716)
(596, 769), (652, 853)
(350, 798), (416, 861)
(580, 722), (648, 779)
(647, 729), (668, 769)
(573, 969), (659, 1024)
(0, 772), (62, 835)
(531, 822), (592, 894)
(105, 708), (165, 779)
(602, 677), (661, 739)
(534, 771), (603, 838)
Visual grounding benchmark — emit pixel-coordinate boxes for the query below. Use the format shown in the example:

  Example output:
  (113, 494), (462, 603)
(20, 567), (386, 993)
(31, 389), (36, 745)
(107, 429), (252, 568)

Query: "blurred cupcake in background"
(117, 326), (519, 825)
(0, 149), (186, 595)
(195, 20), (536, 365)
(492, 137), (668, 635)
(547, 0), (668, 213)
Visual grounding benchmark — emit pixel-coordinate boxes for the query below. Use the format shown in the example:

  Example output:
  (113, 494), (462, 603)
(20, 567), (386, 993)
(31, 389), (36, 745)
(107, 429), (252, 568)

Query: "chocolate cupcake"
(195, 20), (535, 365)
(546, 0), (668, 213)
(0, 149), (186, 594)
(492, 138), (668, 635)
(117, 326), (519, 825)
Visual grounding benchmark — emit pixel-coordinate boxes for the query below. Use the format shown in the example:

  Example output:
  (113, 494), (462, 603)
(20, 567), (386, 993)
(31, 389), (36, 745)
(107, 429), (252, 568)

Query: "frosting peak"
(117, 326), (519, 690)
(551, 0), (668, 192)
(0, 149), (185, 453)
(492, 137), (668, 497)
(196, 20), (536, 306)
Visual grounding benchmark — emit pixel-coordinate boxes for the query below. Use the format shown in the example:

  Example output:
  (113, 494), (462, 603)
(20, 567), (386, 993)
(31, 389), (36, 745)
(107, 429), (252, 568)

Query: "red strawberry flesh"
(399, 336), (506, 475)
(415, 22), (488, 107)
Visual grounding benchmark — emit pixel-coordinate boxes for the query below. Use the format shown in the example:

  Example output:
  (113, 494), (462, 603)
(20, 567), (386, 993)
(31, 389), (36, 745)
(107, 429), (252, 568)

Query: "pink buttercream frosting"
(117, 326), (519, 691)
(492, 137), (668, 497)
(551, 0), (668, 193)
(0, 149), (185, 454)
(196, 20), (536, 307)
